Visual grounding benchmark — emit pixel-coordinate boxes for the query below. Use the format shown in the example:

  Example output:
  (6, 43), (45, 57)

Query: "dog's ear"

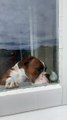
(23, 56), (34, 66)
(18, 56), (34, 68)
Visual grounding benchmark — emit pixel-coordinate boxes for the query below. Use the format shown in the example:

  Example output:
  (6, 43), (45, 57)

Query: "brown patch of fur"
(0, 69), (11, 85)
(18, 56), (34, 68)
(18, 56), (44, 83)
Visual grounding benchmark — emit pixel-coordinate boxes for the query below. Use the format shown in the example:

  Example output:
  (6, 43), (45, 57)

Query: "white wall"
(0, 105), (67, 120)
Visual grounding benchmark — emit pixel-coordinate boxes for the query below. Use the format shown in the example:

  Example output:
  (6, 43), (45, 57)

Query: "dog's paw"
(5, 77), (19, 89)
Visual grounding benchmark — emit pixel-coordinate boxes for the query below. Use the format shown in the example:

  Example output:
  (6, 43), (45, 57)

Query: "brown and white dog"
(0, 56), (48, 88)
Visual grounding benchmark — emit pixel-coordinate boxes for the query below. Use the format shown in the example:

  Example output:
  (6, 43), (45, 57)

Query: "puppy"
(0, 56), (47, 88)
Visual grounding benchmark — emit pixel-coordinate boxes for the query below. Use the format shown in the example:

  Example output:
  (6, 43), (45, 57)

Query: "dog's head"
(18, 56), (47, 83)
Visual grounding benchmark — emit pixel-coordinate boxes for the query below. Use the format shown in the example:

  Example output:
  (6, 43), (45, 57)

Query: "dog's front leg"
(5, 77), (19, 89)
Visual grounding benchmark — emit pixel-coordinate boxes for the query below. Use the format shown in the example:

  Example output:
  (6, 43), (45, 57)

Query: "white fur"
(34, 72), (49, 85)
(5, 63), (27, 88)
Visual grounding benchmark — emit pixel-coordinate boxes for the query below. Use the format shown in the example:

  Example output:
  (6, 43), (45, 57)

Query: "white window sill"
(0, 84), (62, 116)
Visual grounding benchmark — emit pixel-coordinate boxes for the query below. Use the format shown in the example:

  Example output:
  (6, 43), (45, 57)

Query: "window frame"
(0, 0), (66, 116)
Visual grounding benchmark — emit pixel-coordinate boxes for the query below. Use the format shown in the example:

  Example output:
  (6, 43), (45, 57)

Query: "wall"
(0, 105), (67, 120)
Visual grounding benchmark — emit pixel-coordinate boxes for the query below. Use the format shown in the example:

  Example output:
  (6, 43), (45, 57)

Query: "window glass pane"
(0, 0), (58, 91)
(0, 0), (31, 91)
(0, 0), (31, 68)
(30, 0), (58, 83)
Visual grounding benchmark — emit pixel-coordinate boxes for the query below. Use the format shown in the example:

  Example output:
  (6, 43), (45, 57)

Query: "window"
(0, 0), (58, 90)
(0, 0), (66, 116)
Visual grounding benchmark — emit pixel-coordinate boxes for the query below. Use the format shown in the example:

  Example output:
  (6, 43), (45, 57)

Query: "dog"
(0, 56), (48, 88)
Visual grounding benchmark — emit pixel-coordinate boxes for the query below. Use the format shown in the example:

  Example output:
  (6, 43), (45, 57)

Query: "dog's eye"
(36, 68), (42, 73)
(36, 65), (44, 73)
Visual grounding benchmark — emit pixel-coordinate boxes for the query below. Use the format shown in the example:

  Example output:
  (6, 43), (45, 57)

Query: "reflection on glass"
(0, 0), (58, 91)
